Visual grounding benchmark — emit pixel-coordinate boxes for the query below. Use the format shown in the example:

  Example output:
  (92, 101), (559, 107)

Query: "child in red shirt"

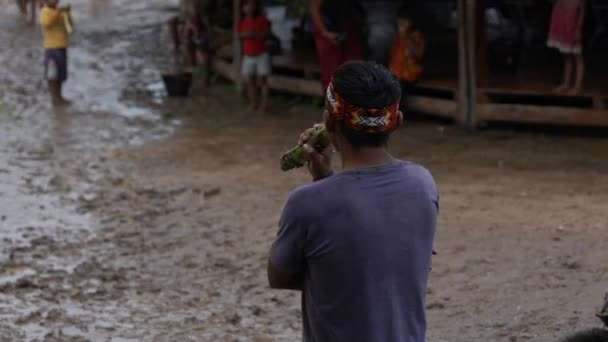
(239, 0), (271, 112)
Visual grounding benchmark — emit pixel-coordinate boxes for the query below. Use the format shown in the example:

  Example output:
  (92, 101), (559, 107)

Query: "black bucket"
(162, 72), (192, 97)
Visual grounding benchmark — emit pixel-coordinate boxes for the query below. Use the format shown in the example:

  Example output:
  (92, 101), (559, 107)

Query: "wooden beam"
(593, 96), (606, 110)
(232, 0), (242, 91)
(212, 58), (237, 81)
(212, 59), (320, 96)
(407, 97), (458, 118)
(475, 0), (488, 86)
(477, 103), (608, 127)
(267, 75), (320, 97)
(214, 57), (460, 114)
(457, 0), (478, 128)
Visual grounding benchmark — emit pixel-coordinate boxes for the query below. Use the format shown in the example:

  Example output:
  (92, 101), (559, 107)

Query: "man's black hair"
(332, 61), (402, 149)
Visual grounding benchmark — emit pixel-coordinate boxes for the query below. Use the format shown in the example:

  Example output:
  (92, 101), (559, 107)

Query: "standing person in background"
(548, 0), (587, 95)
(17, 0), (28, 19)
(29, 0), (42, 24)
(389, 12), (425, 108)
(268, 61), (438, 342)
(309, 0), (364, 92)
(181, 0), (214, 94)
(361, 0), (401, 65)
(40, 0), (71, 106)
(17, 0), (41, 24)
(239, 0), (271, 112)
(167, 1), (186, 57)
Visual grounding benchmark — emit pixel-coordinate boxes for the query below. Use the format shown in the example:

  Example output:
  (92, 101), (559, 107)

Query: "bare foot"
(260, 102), (270, 113)
(567, 87), (582, 96)
(247, 103), (258, 112)
(552, 84), (568, 94)
(52, 98), (71, 107)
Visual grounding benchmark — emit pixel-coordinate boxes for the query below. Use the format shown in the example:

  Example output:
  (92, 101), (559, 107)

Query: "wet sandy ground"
(1, 1), (608, 341)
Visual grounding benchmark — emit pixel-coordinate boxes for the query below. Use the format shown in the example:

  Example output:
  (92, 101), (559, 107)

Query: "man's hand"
(299, 126), (332, 181)
(242, 30), (269, 39)
(323, 31), (341, 46)
(240, 30), (254, 38)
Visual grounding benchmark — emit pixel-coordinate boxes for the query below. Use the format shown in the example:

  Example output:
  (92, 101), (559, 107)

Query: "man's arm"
(267, 259), (303, 290)
(239, 30), (254, 39)
(309, 0), (339, 44)
(250, 19), (271, 39)
(576, 0), (587, 43)
(268, 192), (308, 291)
(416, 32), (426, 58)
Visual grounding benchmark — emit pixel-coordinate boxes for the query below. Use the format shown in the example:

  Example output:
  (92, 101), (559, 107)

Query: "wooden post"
(475, 0), (488, 87)
(457, 0), (478, 128)
(233, 0), (242, 92)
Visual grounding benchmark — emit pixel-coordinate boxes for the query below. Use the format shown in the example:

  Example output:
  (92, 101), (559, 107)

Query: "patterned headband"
(325, 81), (400, 134)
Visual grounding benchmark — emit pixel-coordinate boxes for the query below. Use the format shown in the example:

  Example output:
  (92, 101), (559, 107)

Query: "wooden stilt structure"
(211, 0), (608, 127)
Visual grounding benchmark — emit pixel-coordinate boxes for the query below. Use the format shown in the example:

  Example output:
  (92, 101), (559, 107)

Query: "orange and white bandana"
(325, 81), (400, 134)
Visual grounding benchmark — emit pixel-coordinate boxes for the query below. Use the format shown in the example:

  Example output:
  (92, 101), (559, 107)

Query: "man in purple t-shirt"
(268, 61), (438, 342)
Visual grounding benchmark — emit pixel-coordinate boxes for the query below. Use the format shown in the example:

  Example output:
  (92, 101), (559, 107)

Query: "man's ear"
(397, 110), (405, 128)
(323, 110), (336, 132)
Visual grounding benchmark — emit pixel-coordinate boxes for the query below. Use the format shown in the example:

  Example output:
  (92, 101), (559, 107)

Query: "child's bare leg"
(204, 50), (213, 87)
(258, 75), (269, 112)
(246, 78), (258, 111)
(553, 54), (572, 93)
(17, 0), (27, 17)
(48, 80), (62, 105)
(181, 45), (195, 68)
(195, 50), (209, 94)
(58, 81), (70, 105)
(168, 17), (180, 55)
(568, 54), (584, 95)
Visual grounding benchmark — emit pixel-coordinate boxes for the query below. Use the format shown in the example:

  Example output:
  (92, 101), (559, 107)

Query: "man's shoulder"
(399, 161), (438, 203)
(395, 161), (437, 193)
(398, 160), (433, 177)
(286, 181), (323, 204)
(284, 176), (337, 209)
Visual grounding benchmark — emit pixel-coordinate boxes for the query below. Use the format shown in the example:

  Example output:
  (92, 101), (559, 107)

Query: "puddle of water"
(0, 155), (94, 259)
(65, 46), (156, 120)
(0, 1), (192, 339)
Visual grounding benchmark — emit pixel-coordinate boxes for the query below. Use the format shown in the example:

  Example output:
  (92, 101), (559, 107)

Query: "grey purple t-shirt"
(270, 160), (438, 342)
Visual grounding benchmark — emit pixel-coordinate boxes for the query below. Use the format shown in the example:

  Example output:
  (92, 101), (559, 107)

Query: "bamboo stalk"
(280, 124), (330, 171)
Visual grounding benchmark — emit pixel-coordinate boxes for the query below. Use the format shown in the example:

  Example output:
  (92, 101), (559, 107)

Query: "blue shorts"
(44, 48), (68, 82)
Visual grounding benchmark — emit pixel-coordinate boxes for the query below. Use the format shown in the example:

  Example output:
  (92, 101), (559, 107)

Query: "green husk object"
(597, 293), (608, 328)
(280, 124), (330, 171)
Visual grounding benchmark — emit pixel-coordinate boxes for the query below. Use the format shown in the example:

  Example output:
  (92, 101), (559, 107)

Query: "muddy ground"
(1, 1), (608, 341)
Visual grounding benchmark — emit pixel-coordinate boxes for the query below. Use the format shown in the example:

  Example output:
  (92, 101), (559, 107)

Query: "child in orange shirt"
(389, 12), (425, 96)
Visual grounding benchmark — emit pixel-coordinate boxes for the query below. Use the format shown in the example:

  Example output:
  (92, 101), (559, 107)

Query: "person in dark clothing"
(268, 61), (438, 342)
(168, 0), (215, 94)
(309, 0), (364, 93)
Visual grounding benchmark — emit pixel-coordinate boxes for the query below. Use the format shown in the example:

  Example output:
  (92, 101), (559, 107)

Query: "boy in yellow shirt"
(40, 0), (71, 106)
